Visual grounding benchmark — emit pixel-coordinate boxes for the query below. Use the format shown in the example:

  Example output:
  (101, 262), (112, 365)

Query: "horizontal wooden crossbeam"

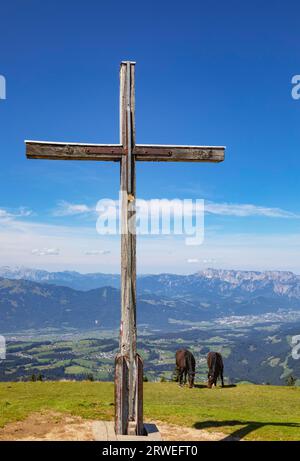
(134, 144), (224, 162)
(26, 141), (225, 162)
(25, 141), (124, 161)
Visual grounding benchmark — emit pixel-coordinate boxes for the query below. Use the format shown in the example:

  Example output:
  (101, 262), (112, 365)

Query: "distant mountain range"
(0, 266), (120, 290)
(0, 267), (300, 332)
(138, 269), (300, 300)
(1, 265), (300, 298)
(0, 277), (208, 332)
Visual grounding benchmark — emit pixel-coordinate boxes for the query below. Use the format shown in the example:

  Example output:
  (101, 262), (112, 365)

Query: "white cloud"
(0, 212), (119, 272)
(0, 207), (33, 220)
(131, 198), (299, 220)
(1, 200), (300, 274)
(1, 213), (300, 273)
(84, 250), (111, 256)
(205, 202), (299, 218)
(203, 258), (218, 264)
(31, 248), (60, 256)
(53, 201), (93, 216)
(0, 209), (10, 219)
(52, 197), (300, 223)
(17, 207), (33, 217)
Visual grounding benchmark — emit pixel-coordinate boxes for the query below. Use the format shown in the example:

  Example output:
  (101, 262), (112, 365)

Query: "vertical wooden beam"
(115, 61), (143, 436)
(120, 61), (136, 367)
(114, 354), (128, 434)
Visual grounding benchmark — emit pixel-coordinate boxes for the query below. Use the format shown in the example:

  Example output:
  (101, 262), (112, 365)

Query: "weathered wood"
(119, 64), (127, 148)
(135, 354), (144, 435)
(26, 141), (224, 163)
(120, 160), (136, 356)
(114, 354), (128, 435)
(134, 144), (225, 162)
(115, 61), (141, 435)
(26, 141), (124, 161)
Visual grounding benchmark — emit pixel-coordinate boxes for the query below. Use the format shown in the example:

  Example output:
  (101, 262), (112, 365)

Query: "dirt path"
(0, 411), (235, 441)
(155, 420), (237, 441)
(0, 411), (95, 441)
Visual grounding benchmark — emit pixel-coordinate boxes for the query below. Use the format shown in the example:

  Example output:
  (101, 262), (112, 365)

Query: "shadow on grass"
(193, 419), (300, 441)
(193, 384), (237, 389)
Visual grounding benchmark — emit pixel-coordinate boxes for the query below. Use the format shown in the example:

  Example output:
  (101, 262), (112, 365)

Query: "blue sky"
(0, 0), (300, 273)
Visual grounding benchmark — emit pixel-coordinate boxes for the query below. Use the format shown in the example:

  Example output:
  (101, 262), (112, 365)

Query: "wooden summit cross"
(25, 61), (225, 436)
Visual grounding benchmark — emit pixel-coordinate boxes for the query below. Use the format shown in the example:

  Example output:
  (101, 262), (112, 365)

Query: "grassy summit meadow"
(0, 382), (299, 440)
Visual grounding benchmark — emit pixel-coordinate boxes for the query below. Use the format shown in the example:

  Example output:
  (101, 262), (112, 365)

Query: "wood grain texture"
(134, 144), (225, 162)
(120, 160), (136, 358)
(119, 64), (127, 147)
(26, 141), (124, 161)
(119, 61), (137, 358)
(135, 354), (144, 436)
(117, 62), (140, 435)
(26, 142), (224, 162)
(114, 354), (128, 435)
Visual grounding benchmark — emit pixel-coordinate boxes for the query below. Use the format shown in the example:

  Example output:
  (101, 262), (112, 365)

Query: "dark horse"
(207, 352), (224, 388)
(175, 349), (196, 388)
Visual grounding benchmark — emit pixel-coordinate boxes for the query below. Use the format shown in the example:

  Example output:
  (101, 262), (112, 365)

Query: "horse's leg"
(179, 369), (183, 387)
(182, 370), (185, 387)
(184, 370), (187, 386)
(221, 369), (224, 387)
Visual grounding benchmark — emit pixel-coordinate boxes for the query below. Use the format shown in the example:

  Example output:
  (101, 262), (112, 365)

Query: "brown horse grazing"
(207, 352), (224, 388)
(175, 349), (196, 388)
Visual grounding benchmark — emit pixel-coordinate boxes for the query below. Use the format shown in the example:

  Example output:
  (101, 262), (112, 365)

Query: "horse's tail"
(186, 351), (195, 376)
(210, 352), (217, 377)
